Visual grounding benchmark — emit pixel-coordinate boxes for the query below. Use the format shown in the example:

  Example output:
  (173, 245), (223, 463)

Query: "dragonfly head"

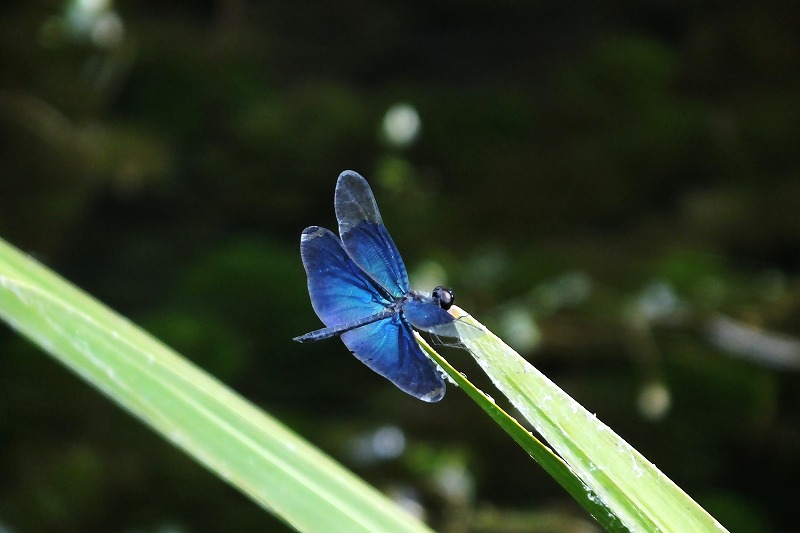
(432, 286), (455, 311)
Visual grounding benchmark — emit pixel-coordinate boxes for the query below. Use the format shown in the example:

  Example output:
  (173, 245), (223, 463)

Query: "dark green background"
(2, 1), (799, 531)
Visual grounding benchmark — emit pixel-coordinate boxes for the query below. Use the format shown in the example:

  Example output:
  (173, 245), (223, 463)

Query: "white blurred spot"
(533, 270), (593, 313)
(80, 0), (110, 11)
(91, 11), (124, 48)
(633, 281), (687, 323)
(388, 486), (426, 521)
(498, 305), (540, 352)
(382, 103), (421, 147)
(637, 381), (671, 420)
(70, 0), (111, 26)
(371, 425), (406, 459)
(349, 425), (407, 464)
(433, 462), (474, 503)
(705, 314), (800, 370)
(59, 0), (125, 49)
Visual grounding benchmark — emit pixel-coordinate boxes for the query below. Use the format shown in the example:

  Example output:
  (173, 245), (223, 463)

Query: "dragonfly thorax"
(405, 286), (455, 311)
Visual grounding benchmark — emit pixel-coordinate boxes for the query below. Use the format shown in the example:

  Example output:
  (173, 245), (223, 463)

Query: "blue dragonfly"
(293, 171), (458, 402)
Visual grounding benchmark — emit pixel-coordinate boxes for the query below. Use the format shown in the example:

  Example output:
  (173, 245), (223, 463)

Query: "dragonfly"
(293, 170), (458, 402)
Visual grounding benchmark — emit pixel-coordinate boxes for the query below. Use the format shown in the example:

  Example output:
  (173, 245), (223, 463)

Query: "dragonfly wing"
(335, 170), (409, 297)
(402, 299), (459, 338)
(342, 315), (446, 402)
(300, 226), (389, 328)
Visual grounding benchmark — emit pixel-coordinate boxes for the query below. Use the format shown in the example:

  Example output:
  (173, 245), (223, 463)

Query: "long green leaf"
(0, 237), (432, 533)
(415, 334), (626, 531)
(447, 306), (728, 532)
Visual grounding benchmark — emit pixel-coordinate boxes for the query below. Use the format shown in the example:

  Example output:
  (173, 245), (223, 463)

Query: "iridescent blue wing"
(335, 170), (409, 298)
(299, 226), (390, 328)
(299, 225), (445, 401)
(342, 315), (446, 402)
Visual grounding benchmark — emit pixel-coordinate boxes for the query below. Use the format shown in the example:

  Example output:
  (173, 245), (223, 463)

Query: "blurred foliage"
(1, 1), (800, 531)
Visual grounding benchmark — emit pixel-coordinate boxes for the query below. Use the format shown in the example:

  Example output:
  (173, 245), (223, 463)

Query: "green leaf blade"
(415, 333), (626, 532)
(450, 306), (728, 533)
(0, 237), (432, 533)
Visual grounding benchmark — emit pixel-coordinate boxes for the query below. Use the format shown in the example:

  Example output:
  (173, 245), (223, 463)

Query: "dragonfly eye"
(432, 286), (454, 310)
